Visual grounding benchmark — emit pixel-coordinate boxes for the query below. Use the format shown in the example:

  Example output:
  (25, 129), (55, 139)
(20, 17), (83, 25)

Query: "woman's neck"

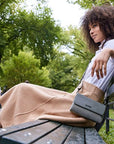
(99, 39), (106, 49)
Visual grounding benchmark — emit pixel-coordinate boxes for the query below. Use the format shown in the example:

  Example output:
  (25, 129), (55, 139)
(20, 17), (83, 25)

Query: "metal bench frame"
(95, 77), (114, 133)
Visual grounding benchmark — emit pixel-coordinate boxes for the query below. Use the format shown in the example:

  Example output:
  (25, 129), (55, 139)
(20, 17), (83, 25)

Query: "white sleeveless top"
(83, 39), (114, 92)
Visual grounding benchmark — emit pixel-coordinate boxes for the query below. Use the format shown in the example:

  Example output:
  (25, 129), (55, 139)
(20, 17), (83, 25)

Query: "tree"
(0, 0), (24, 59)
(0, 0), (62, 67)
(48, 26), (94, 92)
(0, 51), (51, 89)
(47, 51), (83, 92)
(59, 26), (93, 73)
(67, 0), (114, 9)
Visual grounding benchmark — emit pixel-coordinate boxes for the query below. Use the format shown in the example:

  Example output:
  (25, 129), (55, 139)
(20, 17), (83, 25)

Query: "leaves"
(67, 0), (114, 9)
(0, 51), (51, 89)
(60, 26), (93, 69)
(47, 51), (83, 92)
(0, 0), (96, 92)
(0, 0), (62, 66)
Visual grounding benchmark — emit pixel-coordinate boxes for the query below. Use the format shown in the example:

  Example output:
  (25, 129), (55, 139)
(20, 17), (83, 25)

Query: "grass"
(99, 109), (114, 144)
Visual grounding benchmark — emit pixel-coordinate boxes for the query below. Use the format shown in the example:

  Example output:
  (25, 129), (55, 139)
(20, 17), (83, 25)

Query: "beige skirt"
(0, 81), (104, 128)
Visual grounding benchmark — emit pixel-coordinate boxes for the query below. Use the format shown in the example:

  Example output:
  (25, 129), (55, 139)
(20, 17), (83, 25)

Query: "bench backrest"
(107, 84), (114, 97)
(107, 74), (114, 95)
(95, 75), (114, 131)
(104, 75), (114, 98)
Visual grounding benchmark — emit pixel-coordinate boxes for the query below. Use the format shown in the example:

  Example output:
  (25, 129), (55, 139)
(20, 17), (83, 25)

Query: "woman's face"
(89, 23), (105, 43)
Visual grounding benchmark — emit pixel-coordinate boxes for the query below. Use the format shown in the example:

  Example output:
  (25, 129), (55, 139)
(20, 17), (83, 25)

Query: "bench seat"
(0, 120), (106, 144)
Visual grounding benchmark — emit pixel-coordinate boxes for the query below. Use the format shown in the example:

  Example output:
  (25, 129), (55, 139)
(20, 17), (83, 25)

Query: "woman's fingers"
(91, 61), (96, 77)
(91, 60), (106, 79)
(99, 61), (103, 78)
(103, 62), (107, 76)
(91, 49), (111, 79)
(95, 61), (101, 79)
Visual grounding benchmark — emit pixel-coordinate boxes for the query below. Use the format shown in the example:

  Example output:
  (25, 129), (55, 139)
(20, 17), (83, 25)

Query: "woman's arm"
(91, 48), (114, 79)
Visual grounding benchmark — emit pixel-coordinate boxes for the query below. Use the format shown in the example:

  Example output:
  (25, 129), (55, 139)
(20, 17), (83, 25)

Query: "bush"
(0, 51), (52, 89)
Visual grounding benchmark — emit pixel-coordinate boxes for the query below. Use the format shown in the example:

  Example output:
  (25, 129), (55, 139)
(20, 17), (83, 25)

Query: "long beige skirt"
(0, 81), (104, 128)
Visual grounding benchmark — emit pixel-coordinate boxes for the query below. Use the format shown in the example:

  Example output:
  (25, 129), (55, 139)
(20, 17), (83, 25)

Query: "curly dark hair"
(81, 5), (114, 52)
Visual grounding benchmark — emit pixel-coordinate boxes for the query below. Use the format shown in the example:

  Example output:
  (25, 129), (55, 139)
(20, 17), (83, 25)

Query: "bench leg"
(106, 105), (109, 133)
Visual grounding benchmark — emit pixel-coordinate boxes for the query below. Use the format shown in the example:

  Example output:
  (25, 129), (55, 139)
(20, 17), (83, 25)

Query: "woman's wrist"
(103, 48), (114, 58)
(109, 49), (114, 58)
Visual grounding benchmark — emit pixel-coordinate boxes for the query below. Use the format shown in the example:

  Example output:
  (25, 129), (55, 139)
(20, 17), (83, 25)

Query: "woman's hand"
(91, 48), (114, 79)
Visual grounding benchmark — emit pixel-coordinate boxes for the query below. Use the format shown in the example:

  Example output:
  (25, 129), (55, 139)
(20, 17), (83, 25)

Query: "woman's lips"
(92, 35), (97, 40)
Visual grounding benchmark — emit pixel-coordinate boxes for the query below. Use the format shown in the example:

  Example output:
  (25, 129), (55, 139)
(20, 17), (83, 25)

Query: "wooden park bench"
(0, 119), (106, 144)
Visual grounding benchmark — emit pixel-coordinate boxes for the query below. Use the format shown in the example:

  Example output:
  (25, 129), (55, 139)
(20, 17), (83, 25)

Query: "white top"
(83, 39), (114, 92)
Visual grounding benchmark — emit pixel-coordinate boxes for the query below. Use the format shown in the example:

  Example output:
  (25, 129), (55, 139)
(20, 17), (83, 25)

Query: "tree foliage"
(47, 51), (81, 92)
(60, 26), (93, 73)
(0, 0), (96, 92)
(67, 0), (114, 9)
(0, 51), (51, 89)
(0, 0), (62, 67)
(47, 26), (94, 92)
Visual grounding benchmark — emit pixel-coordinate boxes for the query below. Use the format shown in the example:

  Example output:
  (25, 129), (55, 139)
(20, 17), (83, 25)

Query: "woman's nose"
(90, 28), (94, 35)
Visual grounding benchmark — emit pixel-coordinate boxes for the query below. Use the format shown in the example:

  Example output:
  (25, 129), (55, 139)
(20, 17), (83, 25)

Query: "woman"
(0, 5), (114, 128)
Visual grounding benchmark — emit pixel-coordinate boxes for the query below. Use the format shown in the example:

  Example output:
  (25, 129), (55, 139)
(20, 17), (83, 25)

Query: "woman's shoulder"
(104, 39), (114, 49)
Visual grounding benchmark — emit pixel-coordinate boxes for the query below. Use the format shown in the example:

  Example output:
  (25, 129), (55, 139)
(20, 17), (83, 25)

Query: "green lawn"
(99, 109), (114, 144)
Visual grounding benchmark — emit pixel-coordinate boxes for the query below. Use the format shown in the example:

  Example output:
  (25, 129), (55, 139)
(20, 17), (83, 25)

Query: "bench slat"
(85, 128), (106, 144)
(64, 127), (84, 144)
(0, 119), (48, 137)
(33, 124), (72, 144)
(0, 121), (61, 144)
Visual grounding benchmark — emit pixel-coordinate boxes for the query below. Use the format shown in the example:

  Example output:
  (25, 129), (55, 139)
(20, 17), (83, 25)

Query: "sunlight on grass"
(99, 109), (114, 144)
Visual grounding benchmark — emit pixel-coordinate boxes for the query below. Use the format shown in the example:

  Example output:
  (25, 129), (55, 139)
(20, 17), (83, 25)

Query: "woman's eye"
(89, 29), (91, 32)
(93, 24), (97, 28)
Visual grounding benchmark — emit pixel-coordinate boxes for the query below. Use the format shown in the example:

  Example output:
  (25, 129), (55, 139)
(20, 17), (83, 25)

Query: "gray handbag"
(70, 93), (106, 123)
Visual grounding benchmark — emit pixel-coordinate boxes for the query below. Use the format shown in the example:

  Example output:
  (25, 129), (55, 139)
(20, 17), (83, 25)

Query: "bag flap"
(74, 93), (106, 115)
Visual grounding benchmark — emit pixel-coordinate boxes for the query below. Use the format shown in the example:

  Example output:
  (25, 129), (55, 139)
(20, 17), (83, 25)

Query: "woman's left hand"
(91, 48), (113, 79)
